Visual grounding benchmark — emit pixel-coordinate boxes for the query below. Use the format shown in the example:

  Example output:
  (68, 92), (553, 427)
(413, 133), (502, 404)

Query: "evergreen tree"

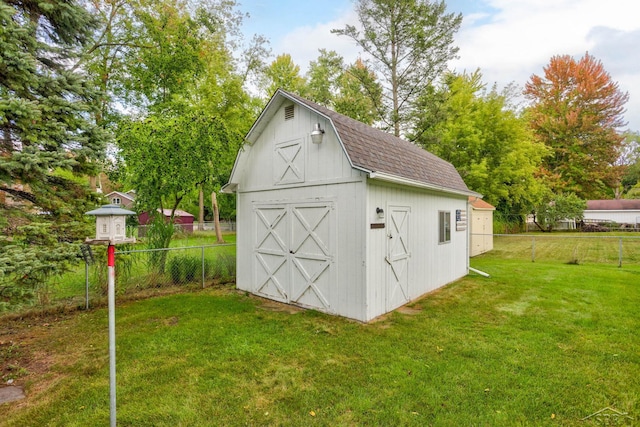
(0, 0), (107, 309)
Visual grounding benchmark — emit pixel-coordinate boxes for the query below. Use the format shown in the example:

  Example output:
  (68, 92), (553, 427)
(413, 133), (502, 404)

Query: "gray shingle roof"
(281, 90), (472, 195)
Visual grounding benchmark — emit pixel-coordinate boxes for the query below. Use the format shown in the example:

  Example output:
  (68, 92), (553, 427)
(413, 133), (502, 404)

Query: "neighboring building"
(105, 190), (136, 209)
(584, 200), (640, 227)
(469, 197), (495, 257)
(222, 89), (479, 322)
(139, 209), (195, 233)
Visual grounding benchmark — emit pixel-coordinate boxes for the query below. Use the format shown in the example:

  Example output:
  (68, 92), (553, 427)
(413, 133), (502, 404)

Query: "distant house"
(469, 197), (495, 257)
(139, 209), (195, 233)
(584, 200), (640, 227)
(223, 89), (479, 322)
(105, 190), (136, 209)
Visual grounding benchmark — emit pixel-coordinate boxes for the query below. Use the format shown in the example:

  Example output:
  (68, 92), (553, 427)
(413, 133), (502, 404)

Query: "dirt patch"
(258, 300), (304, 315)
(397, 306), (423, 315)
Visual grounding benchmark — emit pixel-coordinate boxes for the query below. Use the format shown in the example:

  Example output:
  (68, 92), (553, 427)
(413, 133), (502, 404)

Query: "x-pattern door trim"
(275, 142), (303, 184)
(386, 206), (411, 308)
(254, 207), (288, 300)
(290, 206), (331, 257)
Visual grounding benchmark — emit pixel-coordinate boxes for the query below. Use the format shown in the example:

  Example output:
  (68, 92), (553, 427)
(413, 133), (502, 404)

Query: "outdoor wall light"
(376, 207), (384, 219)
(310, 123), (325, 144)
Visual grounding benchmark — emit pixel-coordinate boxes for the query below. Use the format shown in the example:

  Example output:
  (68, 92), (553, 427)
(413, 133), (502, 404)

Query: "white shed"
(584, 200), (640, 226)
(223, 90), (479, 322)
(469, 197), (495, 257)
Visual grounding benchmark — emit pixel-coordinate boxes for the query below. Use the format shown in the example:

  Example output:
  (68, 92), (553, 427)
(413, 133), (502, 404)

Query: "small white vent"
(284, 105), (294, 120)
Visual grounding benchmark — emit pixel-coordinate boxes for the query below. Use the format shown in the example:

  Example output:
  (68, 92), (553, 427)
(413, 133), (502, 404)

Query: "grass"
(487, 232), (640, 265)
(2, 254), (639, 425)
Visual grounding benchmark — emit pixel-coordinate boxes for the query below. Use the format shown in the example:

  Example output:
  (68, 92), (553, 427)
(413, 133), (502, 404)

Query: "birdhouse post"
(85, 204), (136, 427)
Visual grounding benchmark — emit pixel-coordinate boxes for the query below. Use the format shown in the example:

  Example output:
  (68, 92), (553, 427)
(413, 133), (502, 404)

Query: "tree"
(306, 49), (345, 107)
(117, 110), (232, 257)
(532, 193), (586, 232)
(334, 59), (384, 125)
(261, 54), (306, 97)
(619, 131), (640, 197)
(304, 51), (383, 125)
(412, 71), (548, 217)
(524, 53), (629, 199)
(332, 0), (461, 136)
(0, 0), (107, 309)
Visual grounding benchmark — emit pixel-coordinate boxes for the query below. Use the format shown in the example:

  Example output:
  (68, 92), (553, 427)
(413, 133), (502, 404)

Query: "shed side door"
(254, 205), (289, 302)
(386, 206), (411, 310)
(290, 203), (334, 312)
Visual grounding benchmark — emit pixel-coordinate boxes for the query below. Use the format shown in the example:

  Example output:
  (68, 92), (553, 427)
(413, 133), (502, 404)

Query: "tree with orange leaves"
(524, 53), (629, 199)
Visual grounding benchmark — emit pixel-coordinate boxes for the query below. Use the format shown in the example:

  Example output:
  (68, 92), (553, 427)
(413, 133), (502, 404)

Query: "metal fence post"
(531, 236), (536, 262)
(619, 237), (623, 268)
(85, 260), (89, 310)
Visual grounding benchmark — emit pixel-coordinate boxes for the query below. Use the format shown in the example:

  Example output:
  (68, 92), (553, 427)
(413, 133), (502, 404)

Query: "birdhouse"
(85, 204), (136, 244)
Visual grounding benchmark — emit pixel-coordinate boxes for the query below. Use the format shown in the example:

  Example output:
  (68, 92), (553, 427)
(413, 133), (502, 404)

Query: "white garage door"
(254, 201), (335, 312)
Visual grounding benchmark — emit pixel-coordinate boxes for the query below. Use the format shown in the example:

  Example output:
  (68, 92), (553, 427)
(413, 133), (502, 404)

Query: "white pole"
(107, 244), (116, 427)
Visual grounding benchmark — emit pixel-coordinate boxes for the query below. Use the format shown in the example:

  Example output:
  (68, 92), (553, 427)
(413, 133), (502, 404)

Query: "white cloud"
(274, 0), (640, 130)
(276, 8), (362, 74)
(451, 0), (640, 129)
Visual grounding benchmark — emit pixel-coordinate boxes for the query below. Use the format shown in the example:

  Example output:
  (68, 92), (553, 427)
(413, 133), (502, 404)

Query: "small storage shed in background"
(223, 90), (479, 322)
(584, 200), (640, 227)
(139, 209), (195, 233)
(469, 197), (495, 257)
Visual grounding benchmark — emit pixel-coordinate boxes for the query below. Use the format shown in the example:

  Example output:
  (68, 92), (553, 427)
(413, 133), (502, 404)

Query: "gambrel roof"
(283, 91), (473, 196)
(226, 89), (477, 197)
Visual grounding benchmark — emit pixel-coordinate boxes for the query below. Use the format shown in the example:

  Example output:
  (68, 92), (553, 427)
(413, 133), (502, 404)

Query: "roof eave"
(368, 171), (482, 198)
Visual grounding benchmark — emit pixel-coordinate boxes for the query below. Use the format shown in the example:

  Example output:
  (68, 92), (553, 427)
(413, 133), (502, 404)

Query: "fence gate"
(253, 201), (335, 311)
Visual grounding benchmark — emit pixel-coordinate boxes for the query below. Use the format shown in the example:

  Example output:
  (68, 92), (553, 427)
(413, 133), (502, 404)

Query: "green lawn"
(2, 255), (639, 425)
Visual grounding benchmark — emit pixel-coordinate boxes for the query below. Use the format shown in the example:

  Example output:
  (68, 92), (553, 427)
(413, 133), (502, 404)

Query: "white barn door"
(386, 206), (411, 310)
(254, 201), (335, 311)
(254, 206), (289, 302)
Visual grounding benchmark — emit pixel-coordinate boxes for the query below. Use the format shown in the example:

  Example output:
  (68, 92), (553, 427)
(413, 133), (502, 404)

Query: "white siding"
(365, 181), (469, 321)
(234, 103), (370, 320)
(470, 208), (494, 257)
(236, 180), (368, 321)
(236, 103), (358, 193)
(584, 210), (640, 225)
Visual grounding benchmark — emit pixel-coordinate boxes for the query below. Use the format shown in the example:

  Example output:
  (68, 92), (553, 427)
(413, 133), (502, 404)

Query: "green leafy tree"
(334, 59), (384, 125)
(412, 71), (548, 218)
(117, 110), (233, 260)
(619, 131), (640, 197)
(532, 193), (586, 232)
(524, 53), (629, 199)
(306, 49), (345, 107)
(332, 0), (462, 136)
(262, 53), (307, 97)
(304, 51), (383, 125)
(0, 0), (107, 309)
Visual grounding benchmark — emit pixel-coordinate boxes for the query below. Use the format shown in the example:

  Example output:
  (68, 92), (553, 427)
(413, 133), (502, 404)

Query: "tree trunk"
(212, 191), (224, 244)
(198, 186), (205, 231)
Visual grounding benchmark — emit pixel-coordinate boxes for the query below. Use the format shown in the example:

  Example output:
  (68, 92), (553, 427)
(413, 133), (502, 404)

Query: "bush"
(167, 256), (202, 285)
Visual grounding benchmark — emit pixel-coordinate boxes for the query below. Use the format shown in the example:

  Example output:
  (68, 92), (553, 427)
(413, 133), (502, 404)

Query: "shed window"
(284, 105), (294, 120)
(112, 197), (121, 205)
(439, 211), (451, 244)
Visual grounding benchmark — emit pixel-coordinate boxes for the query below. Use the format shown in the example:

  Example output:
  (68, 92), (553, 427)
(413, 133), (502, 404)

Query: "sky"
(238, 0), (640, 131)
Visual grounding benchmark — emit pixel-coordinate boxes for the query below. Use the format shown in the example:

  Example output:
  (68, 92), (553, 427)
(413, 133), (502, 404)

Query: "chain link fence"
(474, 233), (640, 266)
(2, 244), (236, 315)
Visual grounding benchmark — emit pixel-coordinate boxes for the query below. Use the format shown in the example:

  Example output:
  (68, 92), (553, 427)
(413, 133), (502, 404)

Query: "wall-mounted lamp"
(310, 123), (325, 144)
(376, 207), (384, 219)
